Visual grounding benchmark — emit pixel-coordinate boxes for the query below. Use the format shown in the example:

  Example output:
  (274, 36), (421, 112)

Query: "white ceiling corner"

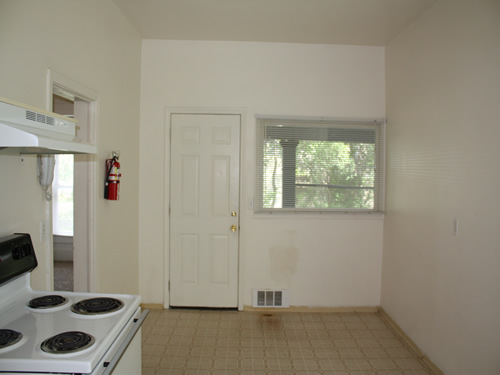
(113, 0), (437, 46)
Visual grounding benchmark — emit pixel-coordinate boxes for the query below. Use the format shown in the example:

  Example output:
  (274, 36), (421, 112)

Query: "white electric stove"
(0, 233), (149, 374)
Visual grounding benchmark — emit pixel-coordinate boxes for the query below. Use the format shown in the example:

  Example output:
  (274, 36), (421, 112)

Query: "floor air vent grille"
(253, 289), (289, 308)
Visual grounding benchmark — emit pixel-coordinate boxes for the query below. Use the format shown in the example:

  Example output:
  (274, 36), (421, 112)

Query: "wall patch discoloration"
(268, 245), (298, 284)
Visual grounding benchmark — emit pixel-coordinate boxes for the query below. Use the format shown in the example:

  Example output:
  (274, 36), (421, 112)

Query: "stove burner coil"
(28, 295), (68, 309)
(71, 297), (124, 315)
(41, 331), (95, 354)
(0, 329), (23, 349)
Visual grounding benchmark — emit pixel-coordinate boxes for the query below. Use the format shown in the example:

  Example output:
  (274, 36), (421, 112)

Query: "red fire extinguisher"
(104, 152), (121, 200)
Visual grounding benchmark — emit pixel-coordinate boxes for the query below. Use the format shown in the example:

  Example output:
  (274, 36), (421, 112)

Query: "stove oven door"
(93, 307), (149, 375)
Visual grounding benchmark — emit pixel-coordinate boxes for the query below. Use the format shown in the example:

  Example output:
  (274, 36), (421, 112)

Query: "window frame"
(255, 116), (386, 214)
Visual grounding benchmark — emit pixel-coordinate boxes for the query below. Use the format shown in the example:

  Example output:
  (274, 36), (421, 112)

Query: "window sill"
(253, 210), (385, 220)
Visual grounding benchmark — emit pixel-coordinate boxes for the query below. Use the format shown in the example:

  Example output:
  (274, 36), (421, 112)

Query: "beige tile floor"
(142, 309), (433, 375)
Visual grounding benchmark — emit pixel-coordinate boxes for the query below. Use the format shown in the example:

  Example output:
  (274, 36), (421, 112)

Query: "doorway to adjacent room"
(48, 70), (98, 292)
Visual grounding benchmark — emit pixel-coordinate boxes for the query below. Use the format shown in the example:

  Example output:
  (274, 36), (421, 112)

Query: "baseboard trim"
(243, 305), (379, 313)
(141, 303), (164, 310)
(141, 304), (379, 313)
(379, 307), (444, 375)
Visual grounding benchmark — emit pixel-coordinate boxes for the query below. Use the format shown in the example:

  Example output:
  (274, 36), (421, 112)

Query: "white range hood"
(0, 97), (96, 155)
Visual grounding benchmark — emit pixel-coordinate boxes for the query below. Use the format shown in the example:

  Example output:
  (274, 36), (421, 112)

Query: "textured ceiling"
(113, 0), (436, 46)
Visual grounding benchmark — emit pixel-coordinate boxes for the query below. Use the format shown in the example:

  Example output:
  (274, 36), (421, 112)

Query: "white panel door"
(170, 114), (240, 307)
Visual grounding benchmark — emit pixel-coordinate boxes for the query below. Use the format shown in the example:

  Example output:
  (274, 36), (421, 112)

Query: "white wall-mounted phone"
(37, 154), (55, 200)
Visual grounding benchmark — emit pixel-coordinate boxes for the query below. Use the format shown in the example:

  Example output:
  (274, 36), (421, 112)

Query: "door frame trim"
(164, 107), (246, 310)
(46, 69), (99, 292)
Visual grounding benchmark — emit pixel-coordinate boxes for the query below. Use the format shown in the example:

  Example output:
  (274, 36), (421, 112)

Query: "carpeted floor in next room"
(54, 261), (73, 291)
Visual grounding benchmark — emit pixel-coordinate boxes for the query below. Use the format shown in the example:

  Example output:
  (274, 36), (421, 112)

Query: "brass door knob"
(231, 225), (237, 232)
(231, 211), (237, 217)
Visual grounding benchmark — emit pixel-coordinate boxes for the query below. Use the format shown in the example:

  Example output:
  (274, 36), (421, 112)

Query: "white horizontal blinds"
(255, 118), (385, 213)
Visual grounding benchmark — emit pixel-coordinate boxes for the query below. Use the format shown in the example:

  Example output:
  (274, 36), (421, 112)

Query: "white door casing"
(169, 113), (240, 307)
(47, 69), (98, 293)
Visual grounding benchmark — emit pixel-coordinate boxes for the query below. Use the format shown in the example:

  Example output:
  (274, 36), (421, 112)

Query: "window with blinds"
(255, 117), (385, 213)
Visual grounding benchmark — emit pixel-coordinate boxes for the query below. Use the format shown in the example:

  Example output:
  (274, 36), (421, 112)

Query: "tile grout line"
(272, 313), (283, 375)
(290, 312), (310, 375)
(219, 311), (230, 375)
(144, 310), (170, 374)
(179, 311), (200, 375)
(194, 312), (209, 375)
(314, 312), (341, 375)
(377, 311), (430, 375)
(250, 312), (255, 375)
(328, 312), (365, 374)
(173, 311), (189, 375)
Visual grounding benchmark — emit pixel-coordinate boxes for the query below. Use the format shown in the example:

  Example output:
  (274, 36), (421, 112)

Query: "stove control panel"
(0, 233), (38, 286)
(12, 243), (33, 260)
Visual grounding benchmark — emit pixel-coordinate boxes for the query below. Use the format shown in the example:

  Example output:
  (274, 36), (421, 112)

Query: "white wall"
(383, 0), (500, 373)
(139, 40), (385, 308)
(53, 235), (73, 262)
(0, 0), (141, 293)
